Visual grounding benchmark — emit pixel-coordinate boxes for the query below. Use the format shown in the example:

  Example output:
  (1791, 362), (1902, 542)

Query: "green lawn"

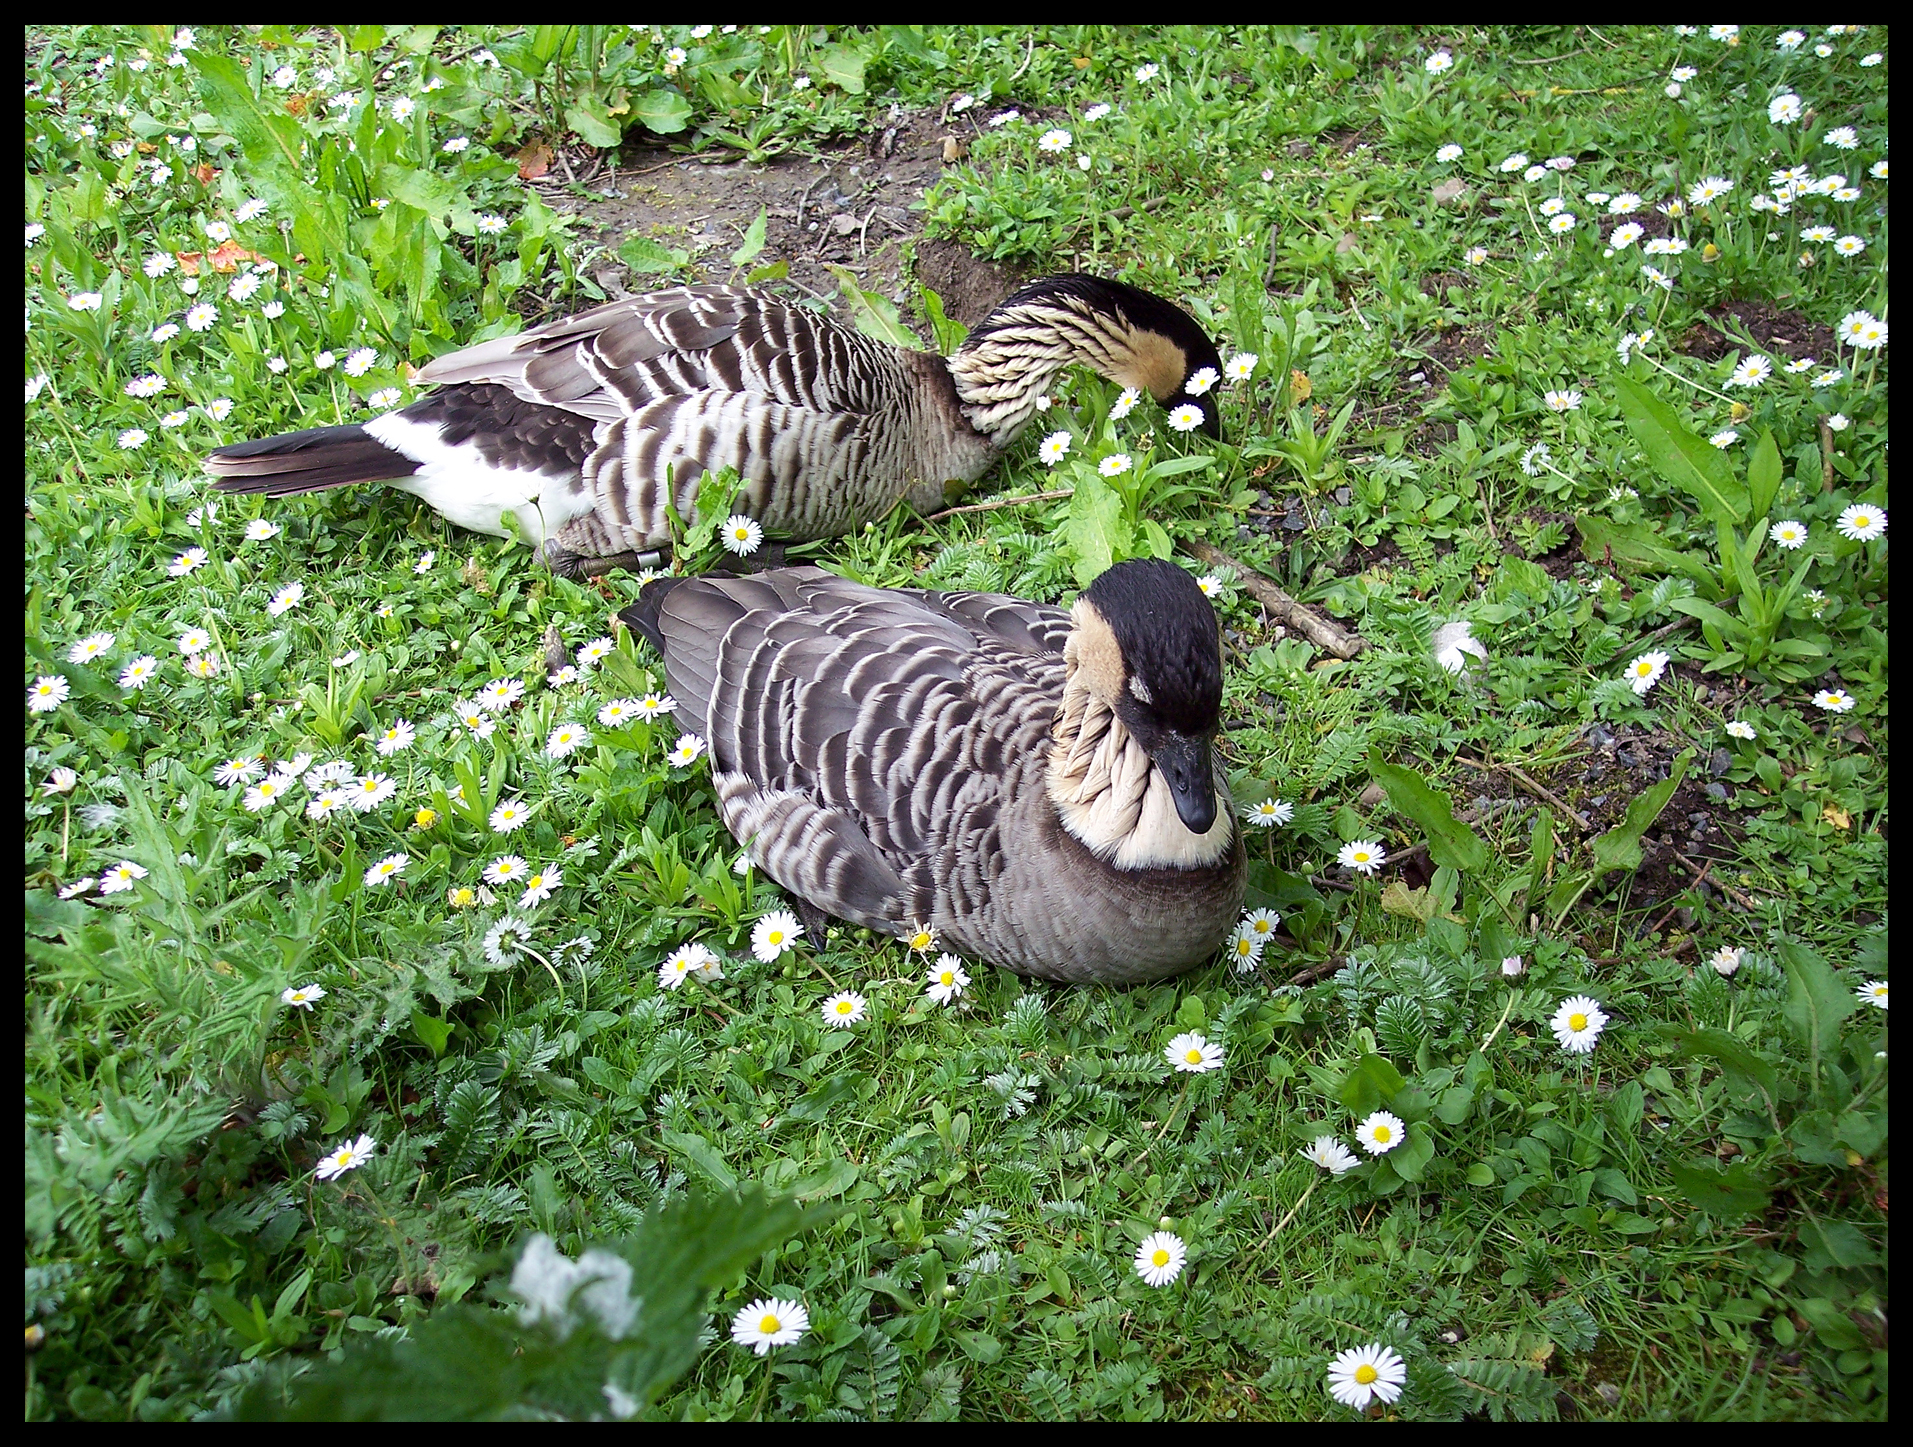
(25, 25), (1887, 1421)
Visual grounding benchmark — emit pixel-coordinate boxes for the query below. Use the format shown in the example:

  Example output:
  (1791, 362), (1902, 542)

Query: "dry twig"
(1182, 541), (1367, 659)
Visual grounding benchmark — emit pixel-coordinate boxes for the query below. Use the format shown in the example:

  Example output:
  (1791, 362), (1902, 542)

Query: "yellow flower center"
(911, 933), (931, 949)
(1354, 1364), (1378, 1385)
(452, 889), (473, 905)
(1186, 1049), (1203, 1064)
(836, 1002), (852, 1014)
(1372, 1125), (1391, 1143)
(768, 931), (784, 945)
(415, 808), (436, 827)
(1570, 1013), (1588, 1031)
(1855, 514), (1872, 527)
(528, 874), (544, 888)
(1237, 941), (1252, 956)
(939, 972), (953, 985)
(1152, 1250), (1170, 1267)
(759, 1314), (781, 1334)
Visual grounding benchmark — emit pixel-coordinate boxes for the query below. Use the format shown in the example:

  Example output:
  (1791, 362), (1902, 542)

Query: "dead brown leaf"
(516, 142), (555, 181)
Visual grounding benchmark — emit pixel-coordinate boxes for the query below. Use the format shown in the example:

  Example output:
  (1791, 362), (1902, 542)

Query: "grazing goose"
(203, 275), (1224, 577)
(621, 559), (1245, 984)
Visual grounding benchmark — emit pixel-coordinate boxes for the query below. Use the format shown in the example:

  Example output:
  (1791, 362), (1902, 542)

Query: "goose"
(204, 275), (1225, 578)
(621, 558), (1245, 984)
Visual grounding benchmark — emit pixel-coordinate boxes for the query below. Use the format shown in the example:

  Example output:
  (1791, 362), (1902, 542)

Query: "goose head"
(956, 275), (1228, 441)
(1062, 559), (1226, 836)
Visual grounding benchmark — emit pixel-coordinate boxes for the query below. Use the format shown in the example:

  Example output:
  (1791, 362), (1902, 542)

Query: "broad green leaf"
(1778, 939), (1859, 1065)
(1612, 375), (1749, 523)
(662, 1130), (738, 1191)
(1671, 1027), (1778, 1099)
(1667, 595), (1746, 641)
(617, 234), (689, 276)
(1591, 1167), (1638, 1206)
(1799, 1219), (1879, 1274)
(1064, 472), (1123, 587)
(1389, 1122), (1436, 1182)
(631, 88), (693, 135)
(820, 43), (868, 94)
(1368, 756), (1487, 871)
(1242, 862), (1323, 912)
(1465, 1162), (1496, 1187)
(1668, 1159), (1771, 1219)
(917, 283), (968, 355)
(376, 164), (458, 221)
(564, 100), (623, 150)
(1574, 515), (1717, 589)
(187, 52), (306, 182)
(1747, 428), (1783, 520)
(1589, 751), (1689, 875)
(730, 208), (768, 268)
(1793, 1296), (1865, 1351)
(410, 1011), (452, 1058)
(824, 265), (921, 350)
(1337, 1052), (1407, 1115)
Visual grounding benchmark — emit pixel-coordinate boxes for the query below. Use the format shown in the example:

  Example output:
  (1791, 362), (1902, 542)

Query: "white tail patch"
(365, 412), (592, 544)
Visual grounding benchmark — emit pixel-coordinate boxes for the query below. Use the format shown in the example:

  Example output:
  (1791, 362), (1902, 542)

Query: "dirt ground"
(529, 107), (1020, 338)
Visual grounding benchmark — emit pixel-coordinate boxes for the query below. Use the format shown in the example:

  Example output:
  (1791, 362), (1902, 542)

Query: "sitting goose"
(204, 275), (1224, 577)
(622, 559), (1245, 983)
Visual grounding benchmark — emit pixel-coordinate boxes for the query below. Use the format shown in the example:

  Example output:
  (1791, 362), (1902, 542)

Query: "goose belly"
(366, 412), (593, 545)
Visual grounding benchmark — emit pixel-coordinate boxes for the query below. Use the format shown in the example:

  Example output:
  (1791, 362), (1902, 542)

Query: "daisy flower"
(1463, 246), (1489, 266)
(1244, 797), (1293, 828)
(1165, 1030), (1224, 1074)
(1184, 366), (1220, 396)
(67, 632), (115, 664)
(1813, 688), (1856, 713)
(1823, 125), (1859, 150)
(1502, 955), (1526, 977)
(1327, 1343), (1408, 1411)
(68, 292), (103, 312)
(1038, 128), (1071, 153)
(59, 878), (96, 899)
(281, 984), (327, 1010)
(118, 654), (159, 690)
(1708, 429), (1739, 449)
(1424, 49), (1453, 74)
(1609, 222), (1645, 249)
(1770, 520), (1808, 549)
(1710, 946), (1743, 977)
(1167, 403), (1205, 433)
(1038, 430), (1072, 464)
(1337, 839), (1385, 875)
(363, 852), (408, 888)
(657, 943), (714, 990)
(185, 302), (218, 332)
(124, 373), (166, 399)
(244, 519), (281, 542)
(1833, 235), (1867, 256)
(520, 864), (561, 907)
(369, 387), (401, 408)
(1542, 388), (1582, 412)
(1725, 720), (1757, 741)
(413, 550), (435, 574)
(242, 775), (295, 812)
(1835, 504), (1886, 541)
(455, 700), (496, 738)
(1435, 143), (1463, 162)
(490, 798), (531, 832)
(1768, 92), (1803, 125)
(315, 1133), (375, 1180)
(1802, 225), (1838, 244)
(721, 515), (764, 555)
(1827, 413), (1849, 431)
(821, 991), (867, 1028)
(1624, 649), (1670, 694)
(925, 954), (970, 1005)
(27, 676), (69, 712)
(1812, 369), (1845, 387)
(1241, 907), (1281, 943)
(577, 637), (615, 668)
(348, 774), (398, 812)
(598, 698), (640, 726)
(752, 910), (802, 963)
(478, 677), (526, 712)
(1134, 62), (1160, 82)
(375, 719), (416, 756)
(667, 733), (706, 768)
(1499, 153), (1529, 173)
(1354, 1110), (1405, 1155)
(1225, 352), (1259, 380)
(730, 1298), (808, 1355)
(636, 693), (678, 720)
(1303, 1136), (1360, 1175)
(1133, 1231), (1186, 1287)
(1083, 102), (1111, 122)
(1728, 355), (1773, 388)
(99, 860), (149, 894)
(42, 766), (79, 796)
(266, 582), (305, 616)
(215, 758), (261, 786)
(1098, 453), (1133, 478)
(1109, 387), (1141, 420)
(442, 136), (470, 154)
(1548, 213), (1577, 233)
(1227, 926), (1264, 972)
(484, 855), (528, 886)
(236, 197), (268, 223)
(545, 723), (590, 759)
(144, 252), (177, 277)
(1687, 176), (1733, 205)
(1551, 994), (1608, 1053)
(1855, 980), (1887, 1010)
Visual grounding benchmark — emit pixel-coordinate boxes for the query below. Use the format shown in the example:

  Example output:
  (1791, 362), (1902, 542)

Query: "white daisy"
(1855, 980), (1887, 1010)
(1109, 386), (1141, 420)
(821, 991), (867, 1028)
(66, 632), (114, 664)
(1225, 351), (1259, 380)
(577, 637), (615, 668)
(1244, 797), (1293, 828)
(281, 984), (327, 1010)
(1327, 1342), (1407, 1410)
(118, 654), (159, 690)
(375, 719), (416, 756)
(545, 723), (590, 759)
(1835, 504), (1886, 541)
(1166, 403), (1205, 433)
(925, 954), (970, 1005)
(99, 860), (148, 894)
(635, 693), (678, 720)
(1038, 128), (1071, 153)
(58, 878), (96, 899)
(1725, 720), (1757, 740)
(1542, 388), (1582, 411)
(667, 733), (706, 767)
(1184, 366), (1220, 396)
(1609, 222), (1645, 249)
(242, 775), (295, 812)
(1551, 994), (1608, 1053)
(27, 676), (69, 713)
(1501, 955), (1526, 977)
(1708, 429), (1739, 449)
(1727, 355), (1773, 388)
(1710, 946), (1743, 977)
(245, 518), (280, 541)
(1165, 1030), (1224, 1074)
(1337, 839), (1385, 875)
(730, 1298), (808, 1355)
(215, 757), (261, 786)
(363, 852), (408, 888)
(456, 701), (496, 738)
(720, 515), (764, 555)
(657, 943), (714, 990)
(483, 855), (528, 886)
(1039, 430), (1072, 465)
(478, 677), (526, 713)
(1770, 519), (1808, 549)
(266, 581), (305, 616)
(1099, 453), (1133, 477)
(1133, 1231), (1186, 1287)
(1303, 1136), (1360, 1175)
(752, 910), (802, 963)
(520, 864), (561, 908)
(41, 766), (78, 796)
(315, 1133), (375, 1180)
(490, 798), (531, 832)
(1624, 649), (1670, 695)
(346, 774), (398, 812)
(598, 697), (640, 726)
(1812, 688), (1856, 713)
(1435, 143), (1463, 162)
(1354, 1110), (1406, 1155)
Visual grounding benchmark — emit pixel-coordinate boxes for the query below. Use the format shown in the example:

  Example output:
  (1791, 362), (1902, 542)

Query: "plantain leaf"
(1747, 428), (1783, 521)
(824, 265), (922, 349)
(1612, 376), (1749, 524)
(1589, 751), (1689, 875)
(1368, 756), (1488, 871)
(630, 88), (692, 136)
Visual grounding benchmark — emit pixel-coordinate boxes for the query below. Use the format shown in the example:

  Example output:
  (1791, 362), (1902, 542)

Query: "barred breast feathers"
(1046, 598), (1234, 872)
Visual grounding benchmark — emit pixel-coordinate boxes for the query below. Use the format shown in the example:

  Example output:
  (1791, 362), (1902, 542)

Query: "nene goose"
(204, 275), (1225, 577)
(622, 559), (1245, 983)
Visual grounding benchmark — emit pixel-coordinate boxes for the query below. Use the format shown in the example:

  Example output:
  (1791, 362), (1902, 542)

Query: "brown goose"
(204, 276), (1224, 577)
(621, 559), (1245, 983)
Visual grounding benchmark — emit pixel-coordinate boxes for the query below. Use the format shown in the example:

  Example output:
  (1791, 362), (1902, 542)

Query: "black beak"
(1149, 732), (1218, 834)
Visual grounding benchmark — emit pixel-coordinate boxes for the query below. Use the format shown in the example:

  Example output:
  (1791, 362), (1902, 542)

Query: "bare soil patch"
(540, 108), (1019, 337)
(1678, 299), (1837, 363)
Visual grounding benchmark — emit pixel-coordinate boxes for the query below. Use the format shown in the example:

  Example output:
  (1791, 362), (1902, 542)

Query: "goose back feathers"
(205, 276), (1222, 576)
(623, 560), (1244, 983)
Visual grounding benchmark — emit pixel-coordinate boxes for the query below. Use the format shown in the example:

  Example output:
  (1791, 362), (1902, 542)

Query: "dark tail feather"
(618, 576), (692, 655)
(204, 424), (419, 497)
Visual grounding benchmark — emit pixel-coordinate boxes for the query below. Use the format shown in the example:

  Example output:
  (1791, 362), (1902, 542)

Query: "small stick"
(1182, 541), (1367, 659)
(1673, 848), (1762, 912)
(1818, 415), (1837, 492)
(922, 487), (1074, 522)
(1456, 754), (1588, 834)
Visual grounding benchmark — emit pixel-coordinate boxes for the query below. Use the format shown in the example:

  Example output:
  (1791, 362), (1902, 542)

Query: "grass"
(24, 24), (1887, 1421)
